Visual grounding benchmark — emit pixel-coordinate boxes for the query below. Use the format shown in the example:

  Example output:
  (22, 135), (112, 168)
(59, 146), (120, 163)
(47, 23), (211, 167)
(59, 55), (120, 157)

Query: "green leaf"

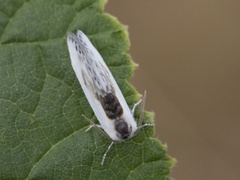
(0, 0), (175, 179)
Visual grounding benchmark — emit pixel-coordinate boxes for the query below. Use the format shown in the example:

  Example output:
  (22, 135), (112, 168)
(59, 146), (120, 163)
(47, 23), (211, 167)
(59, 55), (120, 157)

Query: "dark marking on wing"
(99, 93), (123, 119)
(115, 118), (132, 140)
(98, 92), (132, 140)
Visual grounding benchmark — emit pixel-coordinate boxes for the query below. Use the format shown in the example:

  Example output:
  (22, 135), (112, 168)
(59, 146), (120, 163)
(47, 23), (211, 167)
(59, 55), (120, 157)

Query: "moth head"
(115, 118), (132, 140)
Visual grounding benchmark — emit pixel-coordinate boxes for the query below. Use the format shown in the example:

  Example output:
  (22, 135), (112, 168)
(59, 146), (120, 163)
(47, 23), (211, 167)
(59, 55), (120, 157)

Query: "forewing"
(76, 31), (136, 125)
(67, 32), (117, 139)
(67, 31), (137, 140)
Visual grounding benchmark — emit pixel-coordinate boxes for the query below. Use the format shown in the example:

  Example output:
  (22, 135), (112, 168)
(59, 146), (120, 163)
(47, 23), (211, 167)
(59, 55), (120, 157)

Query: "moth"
(67, 30), (153, 165)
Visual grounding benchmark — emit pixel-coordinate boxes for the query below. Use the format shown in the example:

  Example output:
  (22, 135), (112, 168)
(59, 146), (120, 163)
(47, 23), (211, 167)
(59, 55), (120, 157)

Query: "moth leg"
(82, 115), (110, 140)
(85, 124), (102, 132)
(138, 123), (155, 129)
(131, 98), (142, 114)
(82, 114), (103, 132)
(101, 141), (114, 165)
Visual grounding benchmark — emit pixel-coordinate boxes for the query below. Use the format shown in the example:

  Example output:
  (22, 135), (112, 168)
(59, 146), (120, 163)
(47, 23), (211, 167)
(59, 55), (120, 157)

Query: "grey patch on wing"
(82, 71), (88, 87)
(80, 47), (115, 99)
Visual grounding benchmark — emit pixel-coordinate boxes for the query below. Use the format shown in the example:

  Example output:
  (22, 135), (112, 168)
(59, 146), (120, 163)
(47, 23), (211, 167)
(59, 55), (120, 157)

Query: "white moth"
(67, 30), (153, 165)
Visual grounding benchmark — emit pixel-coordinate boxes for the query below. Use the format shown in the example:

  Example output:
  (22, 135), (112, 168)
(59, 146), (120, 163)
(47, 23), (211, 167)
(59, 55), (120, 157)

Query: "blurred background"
(106, 1), (240, 179)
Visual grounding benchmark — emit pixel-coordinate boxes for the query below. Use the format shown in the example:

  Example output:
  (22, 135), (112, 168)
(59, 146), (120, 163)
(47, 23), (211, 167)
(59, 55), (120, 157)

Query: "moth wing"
(76, 31), (137, 132)
(67, 32), (118, 140)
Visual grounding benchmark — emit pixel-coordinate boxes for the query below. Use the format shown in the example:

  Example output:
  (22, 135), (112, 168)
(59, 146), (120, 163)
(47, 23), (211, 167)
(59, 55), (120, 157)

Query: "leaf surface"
(0, 0), (175, 179)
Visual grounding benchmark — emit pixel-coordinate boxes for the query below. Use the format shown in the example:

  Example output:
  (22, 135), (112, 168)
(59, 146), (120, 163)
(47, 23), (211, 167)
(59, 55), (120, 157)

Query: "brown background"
(106, 1), (240, 180)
